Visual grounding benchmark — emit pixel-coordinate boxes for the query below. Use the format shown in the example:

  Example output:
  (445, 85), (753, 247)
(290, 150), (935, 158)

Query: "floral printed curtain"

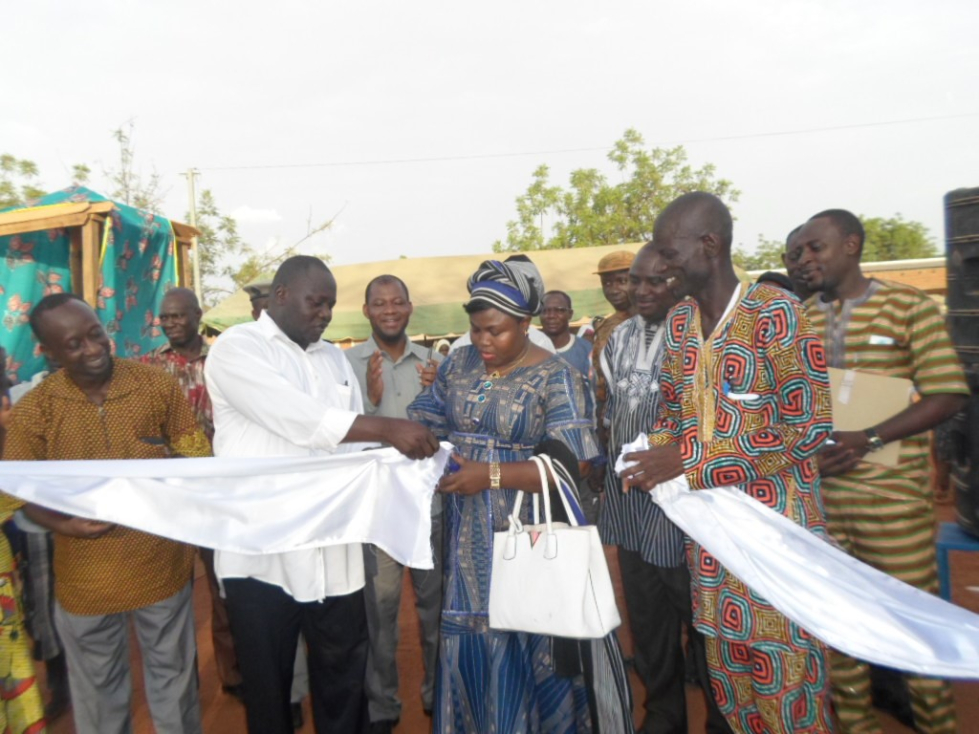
(0, 186), (179, 384)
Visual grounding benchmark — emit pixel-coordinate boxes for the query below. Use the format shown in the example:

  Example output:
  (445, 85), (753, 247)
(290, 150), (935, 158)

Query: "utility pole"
(182, 168), (203, 302)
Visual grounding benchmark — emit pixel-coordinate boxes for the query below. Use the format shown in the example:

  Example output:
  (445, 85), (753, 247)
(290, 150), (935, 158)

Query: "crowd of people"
(0, 190), (969, 734)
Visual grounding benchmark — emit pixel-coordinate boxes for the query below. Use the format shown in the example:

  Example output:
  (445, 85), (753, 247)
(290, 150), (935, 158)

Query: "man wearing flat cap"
(590, 250), (636, 431)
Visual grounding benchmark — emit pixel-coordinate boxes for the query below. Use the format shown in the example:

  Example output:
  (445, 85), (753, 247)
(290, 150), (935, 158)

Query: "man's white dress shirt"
(205, 311), (365, 602)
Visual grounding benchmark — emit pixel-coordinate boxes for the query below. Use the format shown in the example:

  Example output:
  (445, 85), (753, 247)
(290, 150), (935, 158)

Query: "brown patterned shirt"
(2, 359), (211, 615)
(140, 342), (213, 440)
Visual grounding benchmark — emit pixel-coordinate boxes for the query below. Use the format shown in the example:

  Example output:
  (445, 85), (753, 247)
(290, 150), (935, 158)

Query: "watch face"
(864, 429), (884, 451)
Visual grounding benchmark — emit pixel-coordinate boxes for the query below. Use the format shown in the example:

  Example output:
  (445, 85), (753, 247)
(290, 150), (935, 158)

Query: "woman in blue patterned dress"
(408, 257), (632, 734)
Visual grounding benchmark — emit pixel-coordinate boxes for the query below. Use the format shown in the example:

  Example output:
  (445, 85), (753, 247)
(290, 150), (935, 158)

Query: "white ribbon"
(0, 444), (452, 570)
(616, 435), (979, 679)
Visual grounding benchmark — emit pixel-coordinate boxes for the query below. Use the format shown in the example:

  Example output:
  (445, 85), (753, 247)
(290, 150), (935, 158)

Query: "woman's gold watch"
(489, 461), (502, 490)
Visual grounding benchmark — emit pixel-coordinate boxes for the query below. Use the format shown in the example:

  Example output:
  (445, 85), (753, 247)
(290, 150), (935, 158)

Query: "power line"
(199, 111), (979, 173)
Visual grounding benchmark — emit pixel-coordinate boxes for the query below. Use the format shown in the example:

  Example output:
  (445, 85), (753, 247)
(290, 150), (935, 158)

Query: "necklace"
(691, 282), (747, 442)
(487, 343), (531, 380)
(474, 344), (532, 404)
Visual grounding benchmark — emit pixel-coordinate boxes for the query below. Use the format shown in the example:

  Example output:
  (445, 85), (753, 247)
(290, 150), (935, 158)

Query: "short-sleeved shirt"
(346, 335), (443, 515)
(554, 335), (593, 379)
(2, 359), (211, 615)
(345, 335), (442, 420)
(140, 342), (213, 440)
(806, 279), (968, 501)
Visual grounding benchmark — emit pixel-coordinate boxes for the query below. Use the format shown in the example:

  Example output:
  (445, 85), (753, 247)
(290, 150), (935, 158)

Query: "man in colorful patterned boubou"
(620, 193), (835, 734)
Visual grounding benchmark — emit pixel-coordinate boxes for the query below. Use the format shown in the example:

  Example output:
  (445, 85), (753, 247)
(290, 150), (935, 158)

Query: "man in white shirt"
(205, 256), (439, 734)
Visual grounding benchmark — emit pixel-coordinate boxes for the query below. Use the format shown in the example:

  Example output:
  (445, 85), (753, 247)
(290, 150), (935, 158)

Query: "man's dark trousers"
(224, 577), (369, 734)
(618, 547), (732, 734)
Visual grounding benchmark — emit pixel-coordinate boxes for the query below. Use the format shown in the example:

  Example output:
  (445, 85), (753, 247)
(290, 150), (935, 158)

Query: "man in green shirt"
(796, 208), (968, 734)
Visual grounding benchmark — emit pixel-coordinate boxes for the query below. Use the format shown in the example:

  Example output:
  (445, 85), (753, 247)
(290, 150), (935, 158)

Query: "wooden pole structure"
(80, 215), (101, 307)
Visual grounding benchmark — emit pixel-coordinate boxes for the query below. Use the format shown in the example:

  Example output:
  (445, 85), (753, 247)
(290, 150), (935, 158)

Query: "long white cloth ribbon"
(617, 434), (979, 679)
(0, 444), (452, 570)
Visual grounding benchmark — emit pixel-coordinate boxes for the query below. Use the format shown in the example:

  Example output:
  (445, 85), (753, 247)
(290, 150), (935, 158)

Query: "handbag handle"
(503, 456), (557, 560)
(536, 454), (581, 528)
(508, 457), (553, 531)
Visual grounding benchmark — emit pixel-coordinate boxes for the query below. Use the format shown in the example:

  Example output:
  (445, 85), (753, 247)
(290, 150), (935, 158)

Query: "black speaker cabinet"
(945, 187), (979, 536)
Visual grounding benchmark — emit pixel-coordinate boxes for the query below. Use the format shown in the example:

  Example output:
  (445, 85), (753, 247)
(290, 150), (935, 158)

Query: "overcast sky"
(5, 1), (977, 274)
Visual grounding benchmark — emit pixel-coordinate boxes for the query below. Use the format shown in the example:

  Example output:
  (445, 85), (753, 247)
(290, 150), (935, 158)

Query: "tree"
(2, 130), (280, 305)
(862, 214), (936, 261)
(732, 237), (785, 271)
(192, 191), (335, 305)
(105, 120), (165, 214)
(733, 214), (937, 271)
(71, 164), (91, 186)
(228, 225), (333, 294)
(494, 129), (740, 251)
(499, 165), (562, 251)
(0, 154), (45, 209)
(229, 207), (336, 291)
(192, 188), (248, 305)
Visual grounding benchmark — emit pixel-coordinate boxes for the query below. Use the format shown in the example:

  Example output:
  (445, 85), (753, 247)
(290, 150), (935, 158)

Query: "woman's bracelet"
(489, 461), (501, 490)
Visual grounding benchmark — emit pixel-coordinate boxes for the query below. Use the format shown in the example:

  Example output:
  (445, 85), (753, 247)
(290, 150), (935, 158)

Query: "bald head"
(649, 192), (738, 303)
(271, 256), (333, 292)
(162, 287), (200, 311)
(654, 192), (733, 251)
(159, 287), (203, 351)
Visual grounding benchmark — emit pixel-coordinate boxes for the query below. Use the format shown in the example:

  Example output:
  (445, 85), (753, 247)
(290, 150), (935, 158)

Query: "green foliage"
(227, 245), (332, 303)
(862, 214), (936, 261)
(735, 214), (937, 272)
(193, 189), (334, 305)
(498, 165), (562, 251)
(192, 188), (243, 300)
(0, 154), (45, 208)
(732, 237), (785, 271)
(71, 164), (91, 186)
(494, 129), (740, 251)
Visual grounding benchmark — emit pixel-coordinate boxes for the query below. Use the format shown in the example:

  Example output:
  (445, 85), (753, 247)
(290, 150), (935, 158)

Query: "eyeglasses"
(541, 307), (570, 316)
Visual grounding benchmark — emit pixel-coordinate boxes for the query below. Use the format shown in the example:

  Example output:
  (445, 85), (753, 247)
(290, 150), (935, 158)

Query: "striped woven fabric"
(807, 278), (968, 734)
(466, 256), (545, 318)
(807, 279), (968, 588)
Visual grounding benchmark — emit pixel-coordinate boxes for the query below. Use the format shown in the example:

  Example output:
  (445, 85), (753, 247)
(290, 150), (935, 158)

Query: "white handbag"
(488, 454), (621, 639)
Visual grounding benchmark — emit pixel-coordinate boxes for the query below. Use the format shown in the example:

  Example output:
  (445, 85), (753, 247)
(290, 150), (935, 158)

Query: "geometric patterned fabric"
(651, 283), (834, 732)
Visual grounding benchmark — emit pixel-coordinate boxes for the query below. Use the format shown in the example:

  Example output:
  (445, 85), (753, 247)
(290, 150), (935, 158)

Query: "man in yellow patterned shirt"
(3, 293), (210, 734)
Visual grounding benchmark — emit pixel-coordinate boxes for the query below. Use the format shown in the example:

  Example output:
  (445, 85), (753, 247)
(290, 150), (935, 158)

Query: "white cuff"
(310, 408), (358, 452)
